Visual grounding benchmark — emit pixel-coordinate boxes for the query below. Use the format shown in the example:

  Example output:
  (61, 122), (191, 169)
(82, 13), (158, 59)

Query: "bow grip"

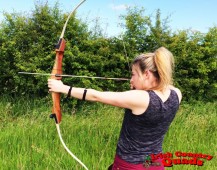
(50, 38), (66, 124)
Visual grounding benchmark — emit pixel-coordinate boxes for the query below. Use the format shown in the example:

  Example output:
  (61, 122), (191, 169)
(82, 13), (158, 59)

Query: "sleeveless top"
(116, 90), (180, 164)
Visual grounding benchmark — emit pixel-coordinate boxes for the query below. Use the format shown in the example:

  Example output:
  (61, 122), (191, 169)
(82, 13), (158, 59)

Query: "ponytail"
(132, 47), (174, 91)
(154, 47), (174, 90)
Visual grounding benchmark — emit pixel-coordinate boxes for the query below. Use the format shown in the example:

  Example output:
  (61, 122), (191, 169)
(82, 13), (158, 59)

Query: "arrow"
(18, 72), (130, 81)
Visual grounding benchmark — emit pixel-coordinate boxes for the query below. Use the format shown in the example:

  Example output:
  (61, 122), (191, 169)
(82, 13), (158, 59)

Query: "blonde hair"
(132, 47), (174, 90)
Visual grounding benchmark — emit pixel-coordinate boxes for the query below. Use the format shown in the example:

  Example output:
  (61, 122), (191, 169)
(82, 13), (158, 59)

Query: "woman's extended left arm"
(48, 79), (149, 114)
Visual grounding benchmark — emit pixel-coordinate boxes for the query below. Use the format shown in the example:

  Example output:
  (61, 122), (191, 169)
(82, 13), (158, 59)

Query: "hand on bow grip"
(48, 79), (67, 93)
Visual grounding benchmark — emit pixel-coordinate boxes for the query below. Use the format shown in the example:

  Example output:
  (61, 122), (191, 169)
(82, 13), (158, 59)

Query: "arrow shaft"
(18, 72), (129, 81)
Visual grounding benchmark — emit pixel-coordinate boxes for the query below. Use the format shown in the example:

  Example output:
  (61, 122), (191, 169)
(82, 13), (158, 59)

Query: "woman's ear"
(143, 69), (150, 79)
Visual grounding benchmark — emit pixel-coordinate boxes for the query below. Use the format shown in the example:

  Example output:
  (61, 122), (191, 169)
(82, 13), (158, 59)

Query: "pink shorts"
(111, 155), (165, 170)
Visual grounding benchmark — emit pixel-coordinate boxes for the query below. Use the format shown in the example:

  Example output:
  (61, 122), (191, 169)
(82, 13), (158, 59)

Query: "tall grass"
(0, 96), (216, 170)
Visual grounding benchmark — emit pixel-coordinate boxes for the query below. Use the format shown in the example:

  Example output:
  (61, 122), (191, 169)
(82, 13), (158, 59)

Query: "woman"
(48, 47), (182, 170)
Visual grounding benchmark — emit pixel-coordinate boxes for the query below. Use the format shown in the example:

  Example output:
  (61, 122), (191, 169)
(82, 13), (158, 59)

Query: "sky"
(0, 0), (217, 37)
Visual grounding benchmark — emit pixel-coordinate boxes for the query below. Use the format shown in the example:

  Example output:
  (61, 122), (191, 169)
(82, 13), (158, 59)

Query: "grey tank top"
(116, 90), (180, 164)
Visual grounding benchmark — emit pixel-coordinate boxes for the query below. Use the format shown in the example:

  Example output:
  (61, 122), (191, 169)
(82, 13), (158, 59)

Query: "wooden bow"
(50, 38), (65, 123)
(50, 0), (86, 124)
(49, 1), (88, 169)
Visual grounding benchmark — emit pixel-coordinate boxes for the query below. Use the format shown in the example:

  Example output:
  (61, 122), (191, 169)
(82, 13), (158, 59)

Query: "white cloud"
(109, 4), (129, 11)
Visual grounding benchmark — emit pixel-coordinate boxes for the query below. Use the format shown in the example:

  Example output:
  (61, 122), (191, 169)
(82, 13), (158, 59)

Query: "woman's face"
(130, 65), (145, 90)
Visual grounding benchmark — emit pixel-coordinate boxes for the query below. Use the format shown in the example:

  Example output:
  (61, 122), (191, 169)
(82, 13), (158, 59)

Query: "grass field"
(0, 96), (216, 170)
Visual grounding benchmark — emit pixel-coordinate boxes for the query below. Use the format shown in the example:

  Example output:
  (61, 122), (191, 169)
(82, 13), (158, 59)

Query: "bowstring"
(56, 124), (89, 170)
(112, 0), (131, 73)
(121, 32), (131, 73)
(98, 0), (132, 167)
(116, 0), (141, 73)
(97, 119), (118, 163)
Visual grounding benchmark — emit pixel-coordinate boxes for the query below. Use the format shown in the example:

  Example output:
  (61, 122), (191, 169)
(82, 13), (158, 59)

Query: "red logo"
(148, 151), (213, 167)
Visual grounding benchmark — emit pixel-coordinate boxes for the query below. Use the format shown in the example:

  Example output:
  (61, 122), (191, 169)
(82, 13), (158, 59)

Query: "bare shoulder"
(129, 90), (150, 115)
(169, 85), (182, 103)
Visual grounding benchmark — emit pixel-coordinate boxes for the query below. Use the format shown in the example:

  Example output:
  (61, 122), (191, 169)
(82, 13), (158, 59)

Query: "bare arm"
(48, 79), (149, 114)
